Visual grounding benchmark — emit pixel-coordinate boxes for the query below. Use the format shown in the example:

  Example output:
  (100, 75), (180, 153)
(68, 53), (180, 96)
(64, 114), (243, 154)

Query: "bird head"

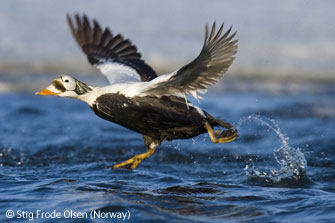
(35, 74), (92, 98)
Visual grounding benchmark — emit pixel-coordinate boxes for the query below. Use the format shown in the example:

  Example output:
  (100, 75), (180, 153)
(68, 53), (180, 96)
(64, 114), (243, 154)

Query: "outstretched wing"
(67, 13), (157, 83)
(144, 22), (237, 99)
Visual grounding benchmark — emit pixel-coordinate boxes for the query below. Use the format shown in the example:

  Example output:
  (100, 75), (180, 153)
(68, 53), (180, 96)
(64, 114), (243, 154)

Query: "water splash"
(237, 114), (308, 185)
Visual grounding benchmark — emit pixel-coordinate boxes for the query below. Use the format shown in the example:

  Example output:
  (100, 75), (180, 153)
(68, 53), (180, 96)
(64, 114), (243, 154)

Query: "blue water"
(0, 89), (334, 222)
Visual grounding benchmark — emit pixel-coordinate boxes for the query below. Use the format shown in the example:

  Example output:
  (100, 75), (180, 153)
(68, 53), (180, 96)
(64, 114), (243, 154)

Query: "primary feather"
(143, 22), (238, 99)
(67, 13), (158, 84)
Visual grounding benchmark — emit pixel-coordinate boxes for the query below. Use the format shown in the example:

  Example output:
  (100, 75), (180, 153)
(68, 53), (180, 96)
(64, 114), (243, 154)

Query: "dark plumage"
(67, 14), (157, 82)
(92, 94), (206, 141)
(144, 23), (238, 96)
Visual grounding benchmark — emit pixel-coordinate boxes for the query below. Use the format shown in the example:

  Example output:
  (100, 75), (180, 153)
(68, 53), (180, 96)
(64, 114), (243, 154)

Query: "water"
(238, 114), (308, 185)
(0, 89), (335, 222)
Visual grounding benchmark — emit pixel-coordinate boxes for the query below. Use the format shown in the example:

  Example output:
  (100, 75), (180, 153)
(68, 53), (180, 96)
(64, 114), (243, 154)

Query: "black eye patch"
(51, 80), (66, 92)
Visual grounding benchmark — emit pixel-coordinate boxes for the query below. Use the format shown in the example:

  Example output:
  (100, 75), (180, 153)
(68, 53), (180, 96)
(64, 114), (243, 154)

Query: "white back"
(96, 61), (141, 84)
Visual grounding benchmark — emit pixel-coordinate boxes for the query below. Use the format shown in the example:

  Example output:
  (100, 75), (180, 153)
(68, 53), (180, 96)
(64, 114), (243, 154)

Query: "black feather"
(91, 93), (207, 141)
(66, 13), (157, 82)
(144, 23), (238, 96)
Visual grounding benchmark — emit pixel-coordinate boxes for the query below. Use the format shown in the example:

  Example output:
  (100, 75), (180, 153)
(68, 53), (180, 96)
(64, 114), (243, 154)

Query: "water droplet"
(238, 114), (307, 183)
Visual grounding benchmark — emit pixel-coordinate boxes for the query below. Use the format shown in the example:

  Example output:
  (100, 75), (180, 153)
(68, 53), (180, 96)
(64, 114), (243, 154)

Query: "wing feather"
(100, 28), (113, 47)
(92, 20), (102, 45)
(67, 13), (157, 83)
(143, 22), (238, 98)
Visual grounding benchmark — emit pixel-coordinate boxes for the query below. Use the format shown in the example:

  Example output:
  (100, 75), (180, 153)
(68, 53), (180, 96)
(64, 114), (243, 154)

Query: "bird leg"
(112, 142), (158, 170)
(204, 121), (238, 143)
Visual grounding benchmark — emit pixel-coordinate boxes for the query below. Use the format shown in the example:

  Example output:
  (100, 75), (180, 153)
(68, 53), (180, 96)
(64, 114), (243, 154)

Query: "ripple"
(16, 106), (44, 115)
(157, 185), (220, 195)
(1, 92), (334, 223)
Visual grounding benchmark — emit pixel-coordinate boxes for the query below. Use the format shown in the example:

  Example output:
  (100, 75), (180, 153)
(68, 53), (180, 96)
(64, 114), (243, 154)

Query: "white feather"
(94, 62), (208, 103)
(79, 69), (208, 116)
(96, 61), (141, 84)
(189, 90), (202, 103)
(142, 71), (209, 101)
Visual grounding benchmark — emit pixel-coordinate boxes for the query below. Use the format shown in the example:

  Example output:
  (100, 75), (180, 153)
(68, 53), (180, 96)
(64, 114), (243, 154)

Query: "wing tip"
(204, 21), (238, 46)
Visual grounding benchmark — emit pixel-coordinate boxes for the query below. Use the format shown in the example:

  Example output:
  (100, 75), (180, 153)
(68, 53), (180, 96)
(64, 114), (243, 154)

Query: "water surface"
(0, 89), (334, 222)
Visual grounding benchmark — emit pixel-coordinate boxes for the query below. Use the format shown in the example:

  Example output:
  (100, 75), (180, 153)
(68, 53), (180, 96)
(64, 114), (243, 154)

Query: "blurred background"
(0, 0), (334, 93)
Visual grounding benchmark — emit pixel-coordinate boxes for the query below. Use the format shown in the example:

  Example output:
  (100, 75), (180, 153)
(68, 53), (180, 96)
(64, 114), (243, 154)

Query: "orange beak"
(35, 88), (58, 96)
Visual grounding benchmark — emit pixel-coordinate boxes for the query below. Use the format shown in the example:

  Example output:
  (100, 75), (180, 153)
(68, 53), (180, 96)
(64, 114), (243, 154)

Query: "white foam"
(238, 114), (307, 183)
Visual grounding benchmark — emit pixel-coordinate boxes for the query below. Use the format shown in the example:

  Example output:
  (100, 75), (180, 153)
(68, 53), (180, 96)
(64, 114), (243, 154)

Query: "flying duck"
(36, 14), (239, 170)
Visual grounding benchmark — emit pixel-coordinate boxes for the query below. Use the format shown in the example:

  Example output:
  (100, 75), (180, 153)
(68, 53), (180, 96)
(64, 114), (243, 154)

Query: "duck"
(36, 14), (239, 170)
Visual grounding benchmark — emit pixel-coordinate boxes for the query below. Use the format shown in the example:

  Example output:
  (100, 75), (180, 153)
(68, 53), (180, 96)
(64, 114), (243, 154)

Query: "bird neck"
(76, 86), (100, 107)
(75, 80), (92, 95)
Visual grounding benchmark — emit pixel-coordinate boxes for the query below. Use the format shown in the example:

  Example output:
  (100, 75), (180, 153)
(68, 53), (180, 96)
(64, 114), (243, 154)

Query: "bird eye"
(64, 79), (69, 83)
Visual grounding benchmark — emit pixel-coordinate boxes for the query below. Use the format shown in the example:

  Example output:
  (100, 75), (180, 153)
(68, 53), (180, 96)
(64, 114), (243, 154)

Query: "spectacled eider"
(36, 14), (239, 170)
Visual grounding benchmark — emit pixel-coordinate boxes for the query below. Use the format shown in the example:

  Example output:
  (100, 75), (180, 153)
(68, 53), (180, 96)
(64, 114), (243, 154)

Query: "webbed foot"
(205, 121), (238, 143)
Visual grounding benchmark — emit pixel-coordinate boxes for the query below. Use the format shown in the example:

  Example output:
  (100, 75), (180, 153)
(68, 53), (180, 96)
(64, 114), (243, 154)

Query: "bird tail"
(205, 112), (233, 129)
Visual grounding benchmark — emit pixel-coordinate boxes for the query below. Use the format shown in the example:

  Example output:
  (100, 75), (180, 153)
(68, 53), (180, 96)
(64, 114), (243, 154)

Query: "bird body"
(92, 94), (206, 141)
(72, 76), (208, 141)
(36, 14), (239, 169)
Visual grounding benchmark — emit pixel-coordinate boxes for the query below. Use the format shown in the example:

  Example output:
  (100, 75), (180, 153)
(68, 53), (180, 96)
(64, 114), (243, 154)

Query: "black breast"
(91, 93), (207, 141)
